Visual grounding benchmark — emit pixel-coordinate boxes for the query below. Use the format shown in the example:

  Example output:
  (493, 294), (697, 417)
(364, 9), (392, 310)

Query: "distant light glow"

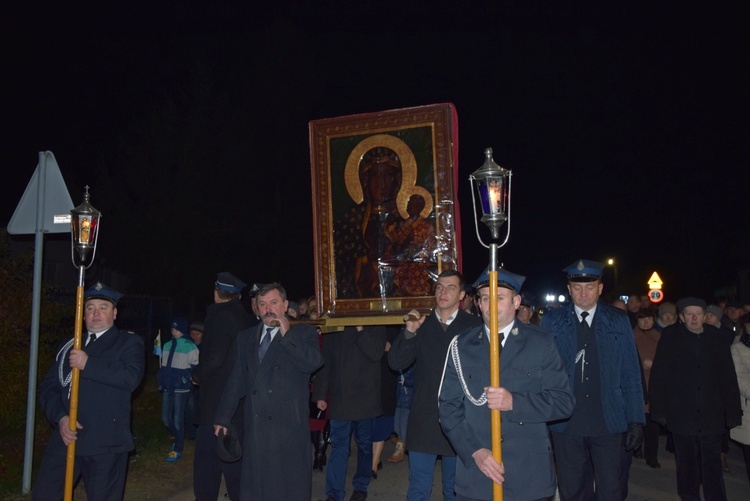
(558, 294), (566, 302)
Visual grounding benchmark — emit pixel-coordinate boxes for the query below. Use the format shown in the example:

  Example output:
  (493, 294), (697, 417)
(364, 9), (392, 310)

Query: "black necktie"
(499, 331), (505, 354)
(87, 333), (97, 345)
(580, 311), (590, 329)
(440, 321), (448, 332)
(259, 327), (273, 361)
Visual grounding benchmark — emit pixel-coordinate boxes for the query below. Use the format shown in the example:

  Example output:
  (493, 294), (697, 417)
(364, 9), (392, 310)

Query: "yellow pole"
(488, 268), (503, 500)
(64, 283), (85, 501)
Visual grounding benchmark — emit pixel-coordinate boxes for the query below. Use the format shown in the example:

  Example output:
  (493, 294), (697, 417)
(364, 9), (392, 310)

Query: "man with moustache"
(214, 283), (323, 500)
(191, 272), (253, 501)
(541, 259), (644, 501)
(438, 267), (574, 500)
(33, 282), (145, 501)
(649, 297), (741, 501)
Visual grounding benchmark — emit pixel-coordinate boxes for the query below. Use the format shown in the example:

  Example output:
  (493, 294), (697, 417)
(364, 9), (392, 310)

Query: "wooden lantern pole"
(64, 269), (85, 501)
(488, 245), (503, 500)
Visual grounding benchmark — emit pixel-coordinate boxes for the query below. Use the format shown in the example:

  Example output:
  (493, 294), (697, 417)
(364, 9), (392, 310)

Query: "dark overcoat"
(649, 323), (741, 435)
(439, 321), (575, 500)
(311, 325), (387, 420)
(541, 302), (645, 433)
(214, 322), (323, 501)
(192, 298), (252, 424)
(388, 309), (481, 455)
(38, 326), (145, 456)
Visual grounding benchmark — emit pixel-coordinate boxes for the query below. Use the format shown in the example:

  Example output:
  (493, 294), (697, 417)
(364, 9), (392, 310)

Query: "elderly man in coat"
(650, 297), (741, 500)
(214, 283), (323, 501)
(439, 267), (574, 500)
(540, 259), (645, 501)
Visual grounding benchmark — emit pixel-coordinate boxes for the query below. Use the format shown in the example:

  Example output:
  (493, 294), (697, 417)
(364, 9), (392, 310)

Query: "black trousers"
(551, 431), (622, 501)
(32, 450), (128, 501)
(672, 432), (727, 501)
(194, 424), (243, 501)
(643, 412), (661, 465)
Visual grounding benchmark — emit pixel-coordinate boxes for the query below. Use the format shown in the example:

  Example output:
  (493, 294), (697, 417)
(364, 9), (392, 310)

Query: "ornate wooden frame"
(309, 103), (461, 318)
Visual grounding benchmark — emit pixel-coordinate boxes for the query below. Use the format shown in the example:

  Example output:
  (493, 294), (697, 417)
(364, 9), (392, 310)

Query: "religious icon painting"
(309, 103), (462, 317)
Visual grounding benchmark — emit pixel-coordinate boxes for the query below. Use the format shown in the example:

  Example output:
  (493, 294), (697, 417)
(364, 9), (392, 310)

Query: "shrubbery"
(0, 229), (74, 496)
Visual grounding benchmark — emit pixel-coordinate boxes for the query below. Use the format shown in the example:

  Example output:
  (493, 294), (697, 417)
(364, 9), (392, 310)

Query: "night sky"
(4, 3), (747, 315)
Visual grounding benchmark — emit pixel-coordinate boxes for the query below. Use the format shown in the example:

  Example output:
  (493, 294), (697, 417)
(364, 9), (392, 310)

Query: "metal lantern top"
(469, 148), (512, 247)
(70, 186), (101, 268)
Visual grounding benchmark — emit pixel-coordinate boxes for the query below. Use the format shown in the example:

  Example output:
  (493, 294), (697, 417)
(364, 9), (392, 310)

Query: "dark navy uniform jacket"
(541, 302), (645, 434)
(38, 326), (145, 456)
(439, 321), (574, 500)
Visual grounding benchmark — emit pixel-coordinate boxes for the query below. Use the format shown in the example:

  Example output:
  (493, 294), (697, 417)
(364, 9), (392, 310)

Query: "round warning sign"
(648, 290), (664, 303)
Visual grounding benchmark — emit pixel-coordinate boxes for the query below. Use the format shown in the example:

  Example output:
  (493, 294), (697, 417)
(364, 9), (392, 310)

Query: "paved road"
(168, 435), (750, 500)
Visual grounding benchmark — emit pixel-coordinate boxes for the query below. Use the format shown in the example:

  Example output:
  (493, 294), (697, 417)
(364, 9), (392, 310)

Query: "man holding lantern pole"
(33, 282), (145, 501)
(439, 268), (574, 500)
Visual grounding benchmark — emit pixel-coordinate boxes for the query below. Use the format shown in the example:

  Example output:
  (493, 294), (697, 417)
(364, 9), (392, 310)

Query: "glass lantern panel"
(477, 177), (507, 216)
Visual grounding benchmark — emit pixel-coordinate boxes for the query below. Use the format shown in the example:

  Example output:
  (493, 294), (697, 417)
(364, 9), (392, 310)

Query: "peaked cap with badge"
(474, 266), (525, 293)
(564, 259), (605, 282)
(84, 282), (123, 305)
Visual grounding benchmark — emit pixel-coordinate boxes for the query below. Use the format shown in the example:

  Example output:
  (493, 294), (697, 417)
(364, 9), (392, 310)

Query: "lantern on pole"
(469, 148), (512, 501)
(64, 186), (101, 501)
(70, 186), (101, 268)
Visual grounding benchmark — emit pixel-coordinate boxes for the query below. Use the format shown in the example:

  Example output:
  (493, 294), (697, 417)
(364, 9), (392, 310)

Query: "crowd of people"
(31, 263), (750, 501)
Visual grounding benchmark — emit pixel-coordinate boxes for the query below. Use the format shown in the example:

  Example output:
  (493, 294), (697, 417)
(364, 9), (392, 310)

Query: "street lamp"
(469, 147), (512, 501)
(606, 258), (619, 291)
(65, 186), (101, 501)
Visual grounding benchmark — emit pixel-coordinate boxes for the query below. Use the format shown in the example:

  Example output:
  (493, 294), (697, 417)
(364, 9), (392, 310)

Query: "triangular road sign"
(648, 271), (663, 290)
(7, 152), (74, 235)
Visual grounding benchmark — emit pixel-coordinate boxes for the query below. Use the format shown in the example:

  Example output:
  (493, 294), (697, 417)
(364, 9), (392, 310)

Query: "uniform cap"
(84, 282), (122, 305)
(215, 272), (246, 293)
(248, 283), (266, 298)
(474, 266), (525, 293)
(563, 259), (605, 282)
